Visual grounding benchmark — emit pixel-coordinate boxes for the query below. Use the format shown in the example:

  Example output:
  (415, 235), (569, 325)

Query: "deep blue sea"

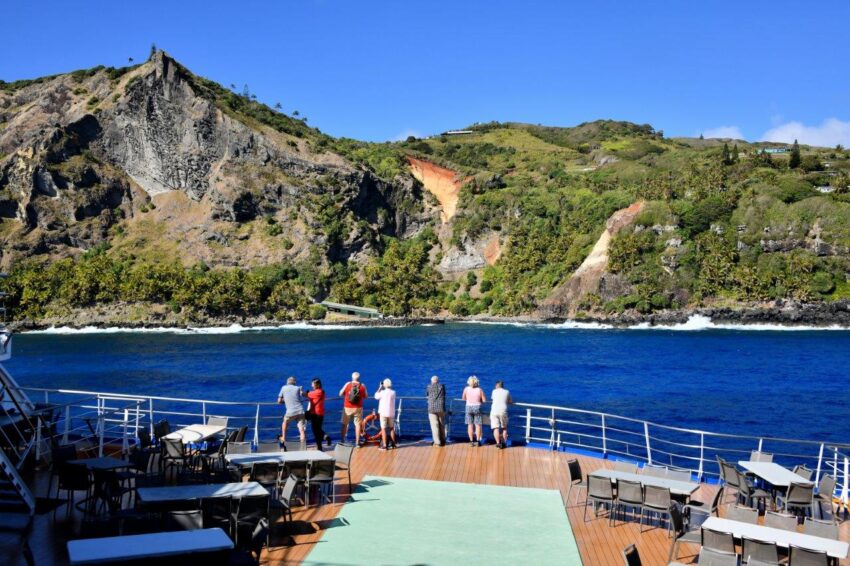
(6, 320), (850, 447)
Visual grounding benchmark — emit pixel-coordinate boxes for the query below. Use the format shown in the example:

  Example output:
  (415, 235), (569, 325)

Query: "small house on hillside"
(320, 301), (384, 320)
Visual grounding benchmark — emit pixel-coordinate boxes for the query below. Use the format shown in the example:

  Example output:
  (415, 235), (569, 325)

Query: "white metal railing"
(18, 386), (850, 508)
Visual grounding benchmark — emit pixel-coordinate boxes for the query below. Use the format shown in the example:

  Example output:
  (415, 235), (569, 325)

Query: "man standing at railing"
(277, 376), (306, 446)
(426, 375), (446, 446)
(339, 372), (367, 446)
(490, 380), (513, 449)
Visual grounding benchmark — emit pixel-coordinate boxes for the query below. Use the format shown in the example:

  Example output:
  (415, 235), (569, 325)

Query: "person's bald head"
(431, 375), (439, 383)
(287, 376), (296, 385)
(352, 372), (361, 382)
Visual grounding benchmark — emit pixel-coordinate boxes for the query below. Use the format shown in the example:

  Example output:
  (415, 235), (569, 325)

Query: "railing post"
(601, 415), (607, 456)
(525, 409), (532, 443)
(549, 409), (556, 450)
(644, 421), (652, 464)
(254, 404), (260, 446)
(397, 398), (403, 437)
(149, 399), (155, 438)
(63, 405), (71, 443)
(816, 443), (824, 485)
(35, 417), (42, 460)
(698, 433), (705, 481)
(202, 401), (207, 424)
(122, 409), (129, 455)
(758, 438), (763, 452)
(98, 415), (105, 457)
(843, 457), (849, 511)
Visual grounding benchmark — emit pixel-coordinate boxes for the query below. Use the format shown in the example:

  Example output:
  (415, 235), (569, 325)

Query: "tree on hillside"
(274, 102), (282, 111)
(789, 139), (801, 169)
(128, 57), (134, 64)
(721, 143), (732, 165)
(149, 43), (157, 59)
(732, 144), (739, 163)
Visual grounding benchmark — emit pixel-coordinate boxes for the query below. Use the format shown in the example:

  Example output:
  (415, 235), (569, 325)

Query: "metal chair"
(271, 474), (298, 523)
(777, 481), (814, 520)
(747, 560), (781, 566)
(227, 442), (252, 455)
(764, 510), (797, 531)
(642, 464), (667, 478)
(333, 443), (355, 492)
(698, 547), (739, 566)
(283, 440), (304, 452)
(736, 469), (771, 511)
(792, 465), (813, 481)
(566, 459), (587, 505)
(726, 503), (759, 524)
(256, 440), (281, 453)
(640, 485), (672, 533)
(160, 436), (191, 480)
(249, 462), (282, 498)
(584, 474), (615, 524)
(701, 527), (736, 554)
(667, 468), (692, 482)
(614, 479), (643, 524)
(55, 462), (91, 519)
(742, 537), (780, 564)
(815, 474), (836, 520)
(231, 494), (269, 548)
(47, 444), (77, 499)
(207, 415), (229, 428)
(622, 544), (642, 566)
(788, 545), (829, 566)
(668, 503), (702, 563)
(751, 451), (773, 462)
(307, 459), (336, 505)
(235, 425), (249, 443)
(720, 460), (742, 503)
(612, 460), (638, 474)
(229, 517), (269, 565)
(201, 496), (233, 536)
(803, 517), (839, 539)
(165, 508), (203, 531)
(153, 419), (171, 442)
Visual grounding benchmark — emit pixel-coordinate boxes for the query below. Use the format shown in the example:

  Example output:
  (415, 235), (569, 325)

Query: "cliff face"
(0, 53), (431, 268)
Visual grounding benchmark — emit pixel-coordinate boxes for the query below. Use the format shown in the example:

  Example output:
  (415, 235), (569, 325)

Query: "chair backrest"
(788, 545), (829, 566)
(130, 447), (153, 473)
(309, 459), (336, 478)
(165, 508), (203, 531)
(201, 495), (232, 522)
(747, 559), (780, 566)
(137, 428), (153, 449)
(667, 468), (691, 482)
(816, 474), (835, 499)
(702, 527), (736, 553)
(588, 475), (614, 500)
(723, 463), (741, 488)
(727, 504), (759, 524)
(235, 494), (269, 520)
(227, 442), (252, 455)
(751, 451), (773, 462)
(567, 459), (582, 484)
(642, 464), (667, 478)
(249, 517), (270, 564)
(668, 503), (685, 537)
(622, 544), (642, 566)
(742, 537), (779, 564)
(257, 441), (281, 453)
(698, 547), (738, 566)
(53, 444), (78, 467)
(162, 436), (185, 458)
(281, 474), (299, 504)
(716, 455), (728, 483)
(333, 443), (355, 466)
(250, 462), (281, 485)
(643, 485), (671, 509)
(613, 461), (638, 474)
(283, 440), (304, 452)
(235, 425), (248, 443)
(154, 419), (171, 440)
(710, 485), (723, 515)
(57, 462), (91, 490)
(803, 517), (839, 539)
(736, 469), (754, 496)
(792, 465), (813, 481)
(616, 479), (643, 505)
(764, 510), (797, 531)
(786, 482), (814, 505)
(207, 416), (229, 428)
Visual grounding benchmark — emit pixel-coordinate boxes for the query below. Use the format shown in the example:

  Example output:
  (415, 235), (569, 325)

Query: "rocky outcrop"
(407, 157), (467, 223)
(539, 201), (645, 317)
(0, 53), (433, 268)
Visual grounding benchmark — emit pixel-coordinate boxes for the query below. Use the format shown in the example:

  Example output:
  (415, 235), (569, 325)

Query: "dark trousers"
(308, 413), (326, 449)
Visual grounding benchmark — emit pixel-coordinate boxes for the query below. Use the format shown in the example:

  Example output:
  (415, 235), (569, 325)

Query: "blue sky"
(3, 1), (849, 146)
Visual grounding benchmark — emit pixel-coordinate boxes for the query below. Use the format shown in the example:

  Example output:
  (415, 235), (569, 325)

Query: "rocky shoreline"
(8, 299), (850, 332)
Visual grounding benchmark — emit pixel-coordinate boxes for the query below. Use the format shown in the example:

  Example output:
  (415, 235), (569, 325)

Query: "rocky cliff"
(0, 52), (431, 269)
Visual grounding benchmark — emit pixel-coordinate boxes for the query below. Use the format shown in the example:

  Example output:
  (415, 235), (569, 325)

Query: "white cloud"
(701, 126), (744, 140)
(391, 129), (424, 142)
(762, 118), (850, 148)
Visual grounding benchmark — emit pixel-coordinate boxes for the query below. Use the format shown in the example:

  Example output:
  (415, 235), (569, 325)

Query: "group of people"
(276, 372), (514, 451)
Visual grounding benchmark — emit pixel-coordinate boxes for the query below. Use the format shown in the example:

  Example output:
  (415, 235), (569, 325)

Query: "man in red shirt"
(339, 372), (367, 446)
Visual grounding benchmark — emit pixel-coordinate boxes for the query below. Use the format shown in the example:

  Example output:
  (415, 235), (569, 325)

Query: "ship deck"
(5, 441), (850, 565)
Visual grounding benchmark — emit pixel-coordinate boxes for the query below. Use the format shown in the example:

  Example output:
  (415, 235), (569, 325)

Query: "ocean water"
(6, 319), (850, 446)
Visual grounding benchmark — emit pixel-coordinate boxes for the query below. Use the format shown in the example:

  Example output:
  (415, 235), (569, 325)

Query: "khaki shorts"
(284, 413), (306, 431)
(380, 416), (395, 429)
(341, 406), (363, 426)
(490, 413), (508, 429)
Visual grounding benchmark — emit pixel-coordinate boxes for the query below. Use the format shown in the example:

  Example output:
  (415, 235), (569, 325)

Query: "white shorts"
(380, 416), (395, 429)
(490, 413), (508, 429)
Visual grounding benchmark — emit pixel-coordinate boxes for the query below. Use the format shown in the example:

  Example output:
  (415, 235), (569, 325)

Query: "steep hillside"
(2, 54), (850, 326)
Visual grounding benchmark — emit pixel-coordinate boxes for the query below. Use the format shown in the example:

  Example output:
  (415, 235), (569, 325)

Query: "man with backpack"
(339, 372), (368, 446)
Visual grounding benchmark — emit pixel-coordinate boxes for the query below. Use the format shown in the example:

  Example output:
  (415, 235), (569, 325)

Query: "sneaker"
(326, 436), (332, 447)
(469, 441), (476, 446)
(379, 445), (387, 451)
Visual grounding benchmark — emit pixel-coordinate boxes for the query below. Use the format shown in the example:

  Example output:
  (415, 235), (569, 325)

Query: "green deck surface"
(303, 475), (582, 565)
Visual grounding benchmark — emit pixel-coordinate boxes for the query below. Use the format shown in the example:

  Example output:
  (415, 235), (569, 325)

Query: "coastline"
(9, 299), (850, 333)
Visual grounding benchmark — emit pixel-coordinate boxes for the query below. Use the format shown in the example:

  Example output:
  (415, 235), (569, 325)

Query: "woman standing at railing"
(462, 375), (486, 447)
(306, 378), (332, 451)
